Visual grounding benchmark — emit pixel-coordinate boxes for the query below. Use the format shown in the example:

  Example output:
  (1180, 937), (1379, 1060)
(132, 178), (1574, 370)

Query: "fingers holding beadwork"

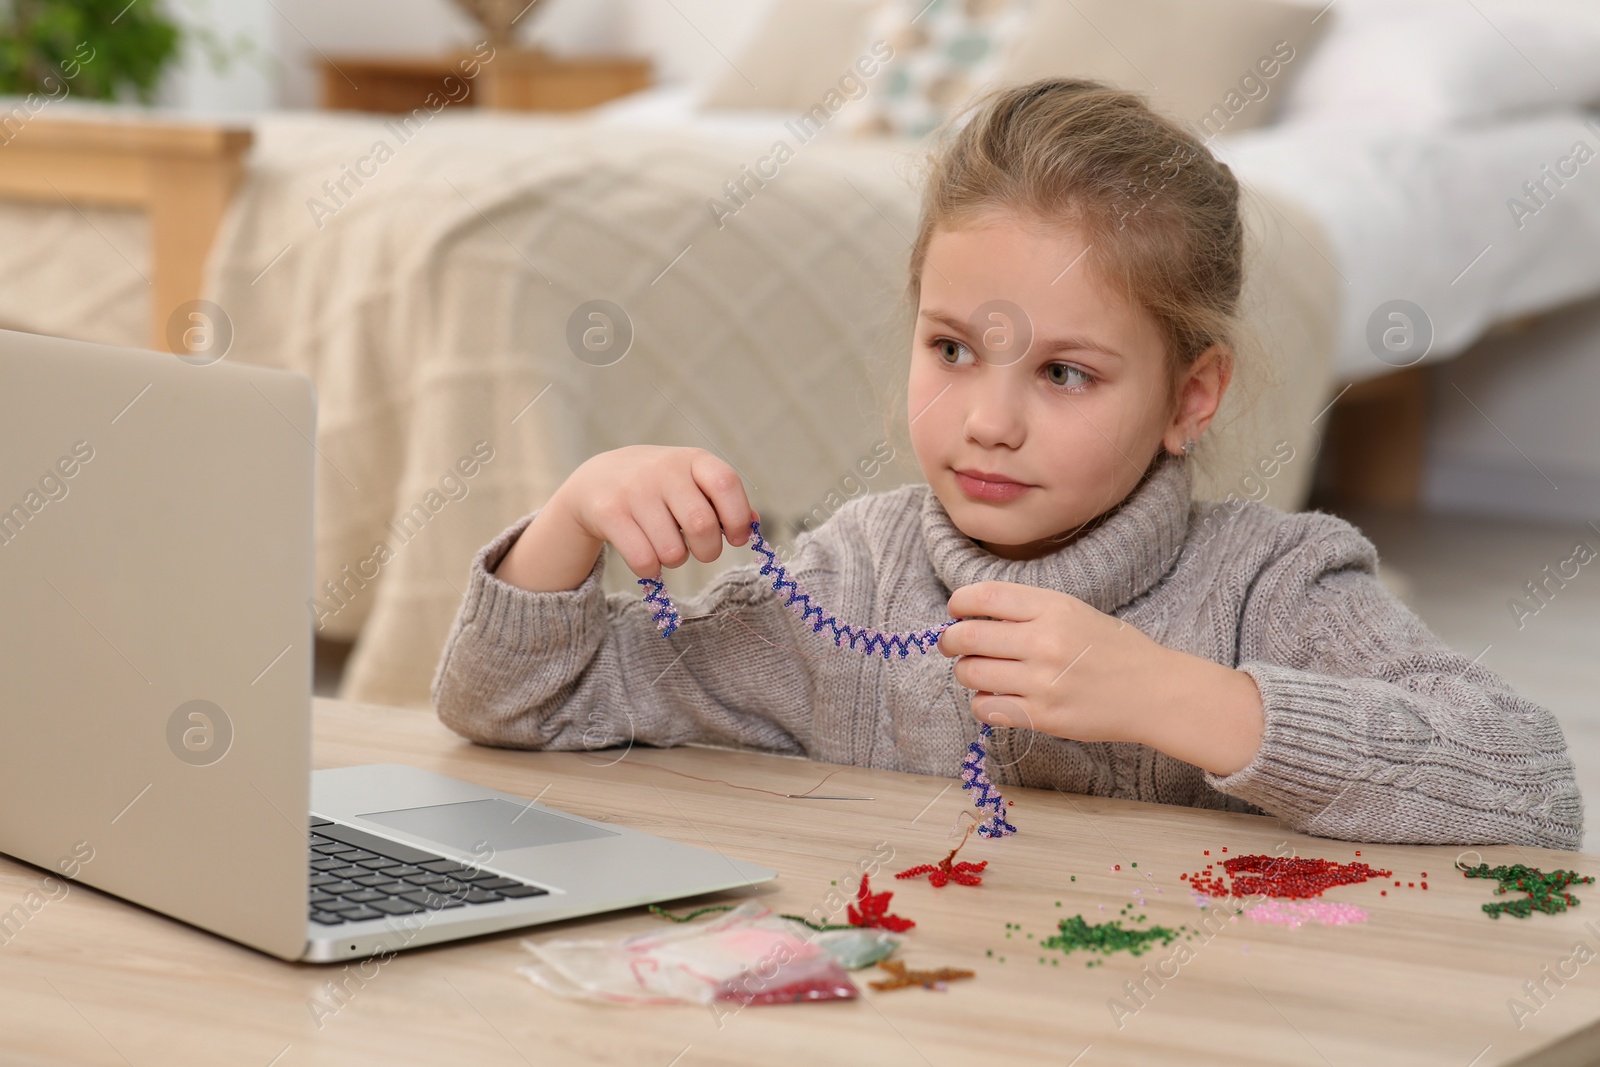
(632, 497), (693, 575)
(687, 453), (757, 547)
(936, 617), (1030, 660)
(950, 652), (1029, 696)
(560, 446), (692, 577)
(663, 479), (726, 565)
(584, 497), (662, 580)
(970, 692), (1036, 731)
(947, 580), (1046, 624)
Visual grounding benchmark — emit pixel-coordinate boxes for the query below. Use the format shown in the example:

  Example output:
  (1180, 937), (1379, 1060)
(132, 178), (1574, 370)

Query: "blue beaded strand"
(636, 517), (1018, 835)
(638, 574), (681, 637)
(961, 723), (1018, 838)
(637, 519), (956, 658)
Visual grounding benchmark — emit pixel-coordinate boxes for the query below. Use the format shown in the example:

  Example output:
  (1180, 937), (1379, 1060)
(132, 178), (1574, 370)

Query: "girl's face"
(908, 213), (1220, 561)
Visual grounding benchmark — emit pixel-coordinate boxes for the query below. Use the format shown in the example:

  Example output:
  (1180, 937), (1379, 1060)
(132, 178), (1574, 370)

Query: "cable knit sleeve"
(430, 508), (835, 756)
(1203, 514), (1585, 850)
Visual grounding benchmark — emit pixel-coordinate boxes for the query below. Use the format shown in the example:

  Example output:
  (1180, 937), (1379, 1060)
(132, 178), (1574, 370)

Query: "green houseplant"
(0, 0), (183, 102)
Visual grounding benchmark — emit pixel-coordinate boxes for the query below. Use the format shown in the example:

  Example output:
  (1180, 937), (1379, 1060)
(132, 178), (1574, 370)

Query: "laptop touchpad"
(358, 798), (618, 852)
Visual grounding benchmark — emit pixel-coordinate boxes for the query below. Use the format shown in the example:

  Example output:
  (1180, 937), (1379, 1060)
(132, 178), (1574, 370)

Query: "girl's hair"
(879, 77), (1269, 479)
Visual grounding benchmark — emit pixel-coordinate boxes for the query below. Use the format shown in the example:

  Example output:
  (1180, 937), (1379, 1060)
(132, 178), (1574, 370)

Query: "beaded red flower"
(897, 858), (986, 887)
(895, 823), (987, 887)
(848, 874), (916, 932)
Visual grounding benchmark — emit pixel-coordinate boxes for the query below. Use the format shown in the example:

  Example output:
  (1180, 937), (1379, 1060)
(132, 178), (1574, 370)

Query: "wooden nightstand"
(321, 48), (652, 114)
(0, 117), (253, 353)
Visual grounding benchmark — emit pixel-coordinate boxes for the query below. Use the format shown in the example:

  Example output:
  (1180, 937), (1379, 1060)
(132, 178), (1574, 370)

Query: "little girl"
(433, 78), (1582, 850)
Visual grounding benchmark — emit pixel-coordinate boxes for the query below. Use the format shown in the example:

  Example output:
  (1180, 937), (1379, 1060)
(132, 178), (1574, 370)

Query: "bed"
(1210, 106), (1600, 504)
(0, 99), (1333, 707)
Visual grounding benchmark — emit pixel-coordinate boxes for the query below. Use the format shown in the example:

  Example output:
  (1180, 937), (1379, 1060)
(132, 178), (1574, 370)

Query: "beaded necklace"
(638, 518), (1017, 835)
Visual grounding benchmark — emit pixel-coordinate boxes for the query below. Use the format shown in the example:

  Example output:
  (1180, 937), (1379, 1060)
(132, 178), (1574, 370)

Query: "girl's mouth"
(952, 468), (1032, 502)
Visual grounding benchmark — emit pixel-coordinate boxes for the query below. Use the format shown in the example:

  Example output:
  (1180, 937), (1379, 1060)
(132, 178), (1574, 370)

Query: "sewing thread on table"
(624, 761), (874, 801)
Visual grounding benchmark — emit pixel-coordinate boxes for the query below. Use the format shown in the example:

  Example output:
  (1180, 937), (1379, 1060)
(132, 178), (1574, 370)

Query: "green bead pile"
(1039, 915), (1187, 959)
(1460, 863), (1595, 919)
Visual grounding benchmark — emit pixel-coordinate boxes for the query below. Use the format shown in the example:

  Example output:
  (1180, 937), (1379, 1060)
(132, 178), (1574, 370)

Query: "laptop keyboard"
(307, 816), (548, 926)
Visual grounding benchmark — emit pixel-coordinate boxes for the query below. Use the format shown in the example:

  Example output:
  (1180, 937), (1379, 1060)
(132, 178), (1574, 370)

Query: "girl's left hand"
(937, 580), (1177, 747)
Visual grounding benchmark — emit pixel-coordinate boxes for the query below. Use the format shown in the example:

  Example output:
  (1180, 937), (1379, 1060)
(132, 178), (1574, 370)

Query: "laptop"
(0, 327), (775, 963)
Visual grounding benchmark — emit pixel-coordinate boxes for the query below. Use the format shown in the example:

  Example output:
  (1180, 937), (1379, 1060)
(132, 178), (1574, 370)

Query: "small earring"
(1180, 437), (1196, 456)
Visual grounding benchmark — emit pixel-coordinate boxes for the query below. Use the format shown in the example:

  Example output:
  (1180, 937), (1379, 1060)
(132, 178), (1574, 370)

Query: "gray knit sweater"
(432, 452), (1584, 850)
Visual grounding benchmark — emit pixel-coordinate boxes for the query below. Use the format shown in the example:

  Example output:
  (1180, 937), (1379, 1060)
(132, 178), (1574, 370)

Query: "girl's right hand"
(554, 446), (759, 580)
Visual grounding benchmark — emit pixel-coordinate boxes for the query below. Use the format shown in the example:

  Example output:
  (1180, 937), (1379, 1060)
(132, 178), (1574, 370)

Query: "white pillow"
(996, 0), (1329, 136)
(1278, 0), (1600, 127)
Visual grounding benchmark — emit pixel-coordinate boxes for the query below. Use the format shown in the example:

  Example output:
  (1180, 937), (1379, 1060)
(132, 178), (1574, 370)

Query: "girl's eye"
(1045, 362), (1092, 390)
(935, 338), (974, 365)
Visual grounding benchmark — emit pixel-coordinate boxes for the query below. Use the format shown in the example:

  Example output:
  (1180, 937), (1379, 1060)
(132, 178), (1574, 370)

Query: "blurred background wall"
(1425, 294), (1600, 523)
(158, 0), (760, 112)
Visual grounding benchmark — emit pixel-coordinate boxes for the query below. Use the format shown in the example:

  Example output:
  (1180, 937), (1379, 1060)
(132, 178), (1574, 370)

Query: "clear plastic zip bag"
(517, 902), (859, 1006)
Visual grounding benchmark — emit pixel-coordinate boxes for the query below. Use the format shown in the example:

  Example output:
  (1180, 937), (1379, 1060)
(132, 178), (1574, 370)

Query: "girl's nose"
(963, 370), (1027, 449)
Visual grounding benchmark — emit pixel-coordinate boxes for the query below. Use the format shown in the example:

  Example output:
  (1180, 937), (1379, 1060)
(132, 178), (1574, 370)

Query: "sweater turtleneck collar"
(921, 451), (1194, 614)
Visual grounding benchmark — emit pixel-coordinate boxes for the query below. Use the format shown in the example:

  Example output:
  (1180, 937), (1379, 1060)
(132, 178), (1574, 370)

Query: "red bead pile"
(1181, 854), (1394, 900)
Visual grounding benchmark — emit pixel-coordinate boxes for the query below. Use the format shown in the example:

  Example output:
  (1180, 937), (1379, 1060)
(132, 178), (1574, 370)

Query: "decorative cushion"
(851, 0), (1032, 139)
(995, 0), (1329, 137)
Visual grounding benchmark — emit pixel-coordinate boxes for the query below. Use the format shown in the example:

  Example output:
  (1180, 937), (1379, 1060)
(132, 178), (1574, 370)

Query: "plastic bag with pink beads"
(517, 902), (858, 1006)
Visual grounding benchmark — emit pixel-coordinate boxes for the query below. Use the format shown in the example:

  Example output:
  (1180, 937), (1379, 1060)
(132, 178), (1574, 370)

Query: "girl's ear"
(1163, 343), (1233, 455)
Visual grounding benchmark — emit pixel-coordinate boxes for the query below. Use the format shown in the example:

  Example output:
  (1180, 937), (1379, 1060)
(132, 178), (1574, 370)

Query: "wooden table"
(321, 50), (652, 114)
(2, 697), (1597, 1066)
